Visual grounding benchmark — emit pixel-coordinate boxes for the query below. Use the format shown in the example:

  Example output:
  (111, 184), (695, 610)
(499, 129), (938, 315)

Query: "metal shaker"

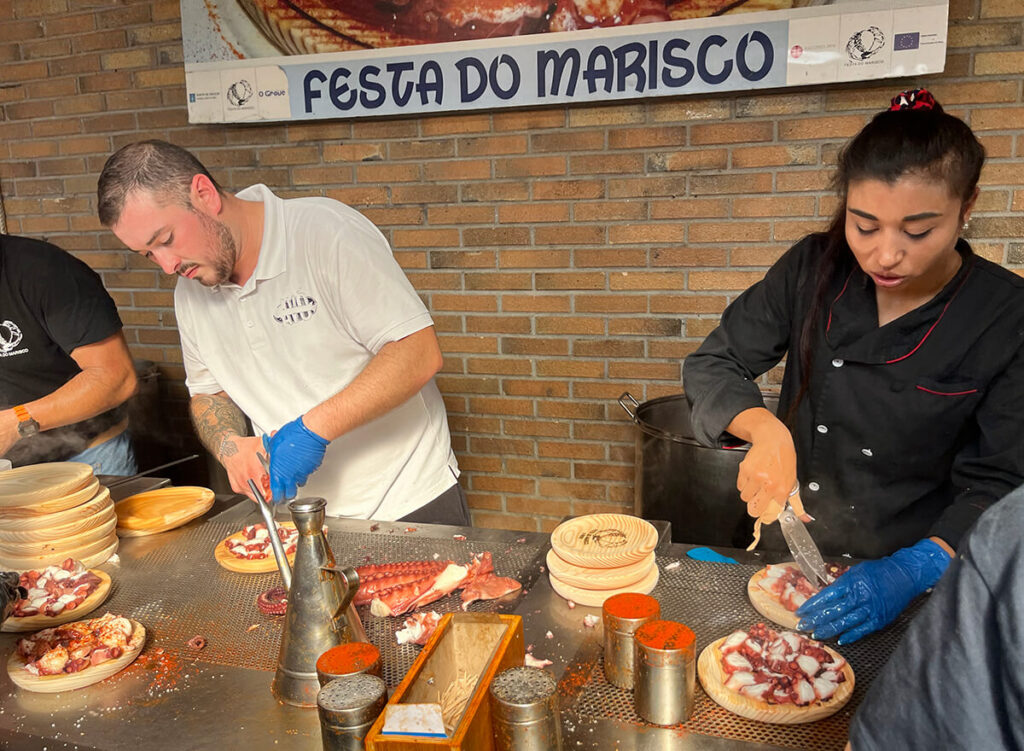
(316, 642), (382, 686)
(317, 673), (387, 751)
(602, 592), (661, 689)
(489, 666), (562, 751)
(633, 619), (696, 726)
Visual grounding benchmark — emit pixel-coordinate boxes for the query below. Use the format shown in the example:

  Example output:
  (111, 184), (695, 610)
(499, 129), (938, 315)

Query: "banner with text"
(182, 0), (949, 123)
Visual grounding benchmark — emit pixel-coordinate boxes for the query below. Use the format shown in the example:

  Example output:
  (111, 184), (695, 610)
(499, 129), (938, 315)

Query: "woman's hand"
(728, 408), (800, 524)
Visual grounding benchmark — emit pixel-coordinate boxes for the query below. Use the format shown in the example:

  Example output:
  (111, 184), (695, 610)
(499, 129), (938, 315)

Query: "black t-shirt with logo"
(0, 234), (124, 464)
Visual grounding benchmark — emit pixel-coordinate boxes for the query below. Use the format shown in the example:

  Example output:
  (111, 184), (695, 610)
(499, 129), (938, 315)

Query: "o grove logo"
(846, 27), (885, 61)
(273, 293), (318, 325)
(0, 320), (24, 353)
(226, 79), (254, 107)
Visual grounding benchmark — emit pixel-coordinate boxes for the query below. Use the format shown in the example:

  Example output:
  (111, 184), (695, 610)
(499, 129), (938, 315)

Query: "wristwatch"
(13, 405), (40, 438)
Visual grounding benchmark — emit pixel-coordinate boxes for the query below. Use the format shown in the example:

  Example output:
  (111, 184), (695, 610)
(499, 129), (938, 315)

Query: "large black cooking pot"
(619, 391), (779, 548)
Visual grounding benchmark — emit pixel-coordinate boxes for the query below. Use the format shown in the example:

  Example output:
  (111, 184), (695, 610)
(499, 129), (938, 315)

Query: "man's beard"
(185, 212), (237, 287)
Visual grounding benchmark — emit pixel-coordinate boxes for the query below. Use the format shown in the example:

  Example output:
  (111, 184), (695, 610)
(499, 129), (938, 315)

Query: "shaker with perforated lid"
(602, 592), (661, 689)
(489, 666), (562, 751)
(633, 619), (696, 726)
(316, 641), (382, 686)
(317, 673), (387, 751)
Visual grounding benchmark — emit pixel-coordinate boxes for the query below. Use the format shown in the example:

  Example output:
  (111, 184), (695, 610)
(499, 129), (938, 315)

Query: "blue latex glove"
(261, 416), (329, 502)
(686, 547), (739, 564)
(795, 539), (951, 645)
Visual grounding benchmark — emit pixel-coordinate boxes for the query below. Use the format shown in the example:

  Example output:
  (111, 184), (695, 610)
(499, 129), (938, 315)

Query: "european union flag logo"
(189, 93), (196, 103)
(894, 32), (920, 51)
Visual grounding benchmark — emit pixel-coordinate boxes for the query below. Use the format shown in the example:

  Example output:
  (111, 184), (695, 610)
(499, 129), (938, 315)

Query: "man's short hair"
(97, 140), (222, 227)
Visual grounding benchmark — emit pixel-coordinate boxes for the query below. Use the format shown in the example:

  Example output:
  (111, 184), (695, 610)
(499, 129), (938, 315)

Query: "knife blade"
(778, 503), (831, 590)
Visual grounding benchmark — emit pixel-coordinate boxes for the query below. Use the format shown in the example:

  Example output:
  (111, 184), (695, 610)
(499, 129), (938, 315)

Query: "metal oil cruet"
(256, 495), (368, 707)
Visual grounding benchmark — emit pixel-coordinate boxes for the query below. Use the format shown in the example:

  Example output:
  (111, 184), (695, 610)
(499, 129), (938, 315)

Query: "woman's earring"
(961, 221), (969, 232)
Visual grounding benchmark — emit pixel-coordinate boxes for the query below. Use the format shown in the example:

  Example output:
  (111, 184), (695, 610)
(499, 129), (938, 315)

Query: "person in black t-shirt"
(683, 88), (1024, 644)
(0, 234), (138, 474)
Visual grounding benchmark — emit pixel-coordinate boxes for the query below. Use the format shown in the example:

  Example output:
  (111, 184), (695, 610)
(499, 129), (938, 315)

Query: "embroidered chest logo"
(273, 293), (318, 325)
(0, 320), (25, 355)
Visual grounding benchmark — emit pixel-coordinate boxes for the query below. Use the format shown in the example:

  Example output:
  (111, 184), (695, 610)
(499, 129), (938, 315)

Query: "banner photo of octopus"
(181, 0), (950, 123)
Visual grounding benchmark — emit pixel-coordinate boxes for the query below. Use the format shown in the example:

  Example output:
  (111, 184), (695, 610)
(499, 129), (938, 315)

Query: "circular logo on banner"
(846, 27), (885, 61)
(273, 293), (318, 325)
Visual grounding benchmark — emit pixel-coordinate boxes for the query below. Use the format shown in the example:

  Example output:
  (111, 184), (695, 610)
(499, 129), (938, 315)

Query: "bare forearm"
(190, 392), (249, 461)
(304, 327), (442, 441)
(25, 366), (137, 431)
(726, 407), (786, 443)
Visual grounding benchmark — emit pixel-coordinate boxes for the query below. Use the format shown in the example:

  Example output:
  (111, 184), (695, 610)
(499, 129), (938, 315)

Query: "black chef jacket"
(0, 234), (125, 465)
(683, 233), (1024, 559)
(849, 486), (1024, 750)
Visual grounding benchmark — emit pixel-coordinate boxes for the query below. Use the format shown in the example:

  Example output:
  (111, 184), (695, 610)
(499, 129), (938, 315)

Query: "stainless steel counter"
(0, 499), (914, 751)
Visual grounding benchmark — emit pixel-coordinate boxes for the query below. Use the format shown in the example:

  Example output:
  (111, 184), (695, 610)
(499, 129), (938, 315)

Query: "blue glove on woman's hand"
(261, 416), (329, 503)
(795, 538), (951, 645)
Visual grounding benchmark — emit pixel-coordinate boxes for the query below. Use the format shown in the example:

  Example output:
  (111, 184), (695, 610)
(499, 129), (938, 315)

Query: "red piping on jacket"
(885, 268), (972, 364)
(915, 385), (979, 396)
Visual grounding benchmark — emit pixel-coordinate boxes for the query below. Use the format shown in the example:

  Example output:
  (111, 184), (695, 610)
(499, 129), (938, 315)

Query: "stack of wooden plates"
(547, 513), (660, 607)
(0, 462), (118, 570)
(115, 486), (215, 537)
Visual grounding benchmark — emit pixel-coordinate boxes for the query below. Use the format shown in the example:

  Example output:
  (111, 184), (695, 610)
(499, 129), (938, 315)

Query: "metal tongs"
(246, 452), (291, 590)
(777, 484), (833, 591)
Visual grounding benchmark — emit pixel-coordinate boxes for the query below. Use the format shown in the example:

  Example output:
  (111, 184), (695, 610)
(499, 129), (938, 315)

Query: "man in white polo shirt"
(96, 140), (467, 525)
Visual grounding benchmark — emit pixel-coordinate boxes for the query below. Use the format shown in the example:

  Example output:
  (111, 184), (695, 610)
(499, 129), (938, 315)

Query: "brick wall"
(1, 0), (1022, 531)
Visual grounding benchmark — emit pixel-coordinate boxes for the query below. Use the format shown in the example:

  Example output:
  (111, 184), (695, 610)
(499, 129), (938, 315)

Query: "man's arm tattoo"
(190, 393), (248, 461)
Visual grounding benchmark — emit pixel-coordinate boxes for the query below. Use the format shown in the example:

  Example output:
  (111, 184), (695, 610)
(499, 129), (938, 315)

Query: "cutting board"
(115, 486), (215, 536)
(1, 485), (110, 532)
(549, 564), (659, 608)
(545, 549), (655, 591)
(0, 488), (112, 543)
(7, 618), (146, 693)
(214, 522), (297, 574)
(550, 514), (658, 569)
(0, 463), (95, 516)
(0, 531), (118, 571)
(1, 570), (112, 633)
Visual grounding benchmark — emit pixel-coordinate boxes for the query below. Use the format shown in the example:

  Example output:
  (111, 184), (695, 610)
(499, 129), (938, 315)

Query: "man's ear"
(191, 173), (223, 216)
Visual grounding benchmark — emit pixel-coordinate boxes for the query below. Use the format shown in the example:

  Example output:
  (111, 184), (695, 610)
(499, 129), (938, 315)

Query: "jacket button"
(861, 448), (873, 456)
(832, 358), (844, 368)
(807, 482), (820, 492)
(816, 424), (828, 434)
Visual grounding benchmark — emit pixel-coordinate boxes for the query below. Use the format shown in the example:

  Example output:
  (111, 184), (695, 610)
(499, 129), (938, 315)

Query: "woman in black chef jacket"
(683, 89), (1024, 644)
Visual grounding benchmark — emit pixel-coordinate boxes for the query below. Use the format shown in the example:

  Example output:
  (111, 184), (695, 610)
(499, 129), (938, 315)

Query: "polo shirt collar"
(222, 184), (286, 296)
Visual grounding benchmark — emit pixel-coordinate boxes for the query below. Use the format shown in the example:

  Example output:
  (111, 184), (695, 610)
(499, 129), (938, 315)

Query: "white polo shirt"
(175, 184), (458, 520)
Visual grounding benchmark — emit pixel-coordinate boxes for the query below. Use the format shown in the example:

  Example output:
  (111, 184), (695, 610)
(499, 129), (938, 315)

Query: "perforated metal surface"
(97, 520), (539, 686)
(570, 556), (919, 751)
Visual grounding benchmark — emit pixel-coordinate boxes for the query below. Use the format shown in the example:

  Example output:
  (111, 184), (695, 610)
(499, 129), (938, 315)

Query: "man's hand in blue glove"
(261, 416), (329, 503)
(795, 538), (952, 645)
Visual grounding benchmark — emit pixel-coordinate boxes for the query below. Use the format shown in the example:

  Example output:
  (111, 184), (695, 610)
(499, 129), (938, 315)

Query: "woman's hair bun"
(888, 88), (941, 112)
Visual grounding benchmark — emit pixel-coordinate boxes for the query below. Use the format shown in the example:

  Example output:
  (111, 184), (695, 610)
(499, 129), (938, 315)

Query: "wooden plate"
(747, 564), (803, 630)
(215, 522), (297, 574)
(0, 531), (118, 571)
(545, 549), (656, 591)
(7, 618), (145, 693)
(0, 489), (112, 544)
(550, 514), (658, 569)
(697, 635), (855, 724)
(0, 463), (95, 516)
(0, 485), (110, 532)
(2, 571), (112, 633)
(0, 512), (117, 557)
(548, 563), (659, 608)
(79, 536), (118, 568)
(115, 486), (215, 536)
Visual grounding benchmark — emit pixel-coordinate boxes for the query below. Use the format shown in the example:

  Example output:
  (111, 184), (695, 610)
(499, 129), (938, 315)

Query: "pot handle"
(618, 392), (640, 422)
